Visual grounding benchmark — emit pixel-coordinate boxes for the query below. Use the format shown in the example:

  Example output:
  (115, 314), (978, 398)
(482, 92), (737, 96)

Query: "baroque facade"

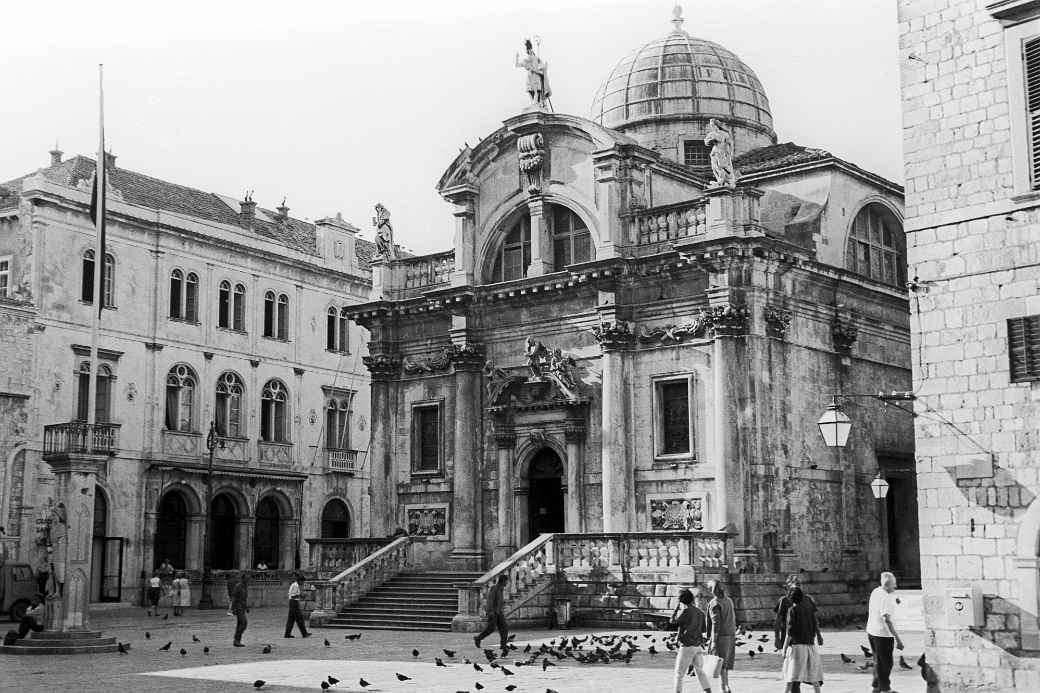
(899, 0), (1040, 689)
(0, 149), (373, 602)
(351, 11), (917, 589)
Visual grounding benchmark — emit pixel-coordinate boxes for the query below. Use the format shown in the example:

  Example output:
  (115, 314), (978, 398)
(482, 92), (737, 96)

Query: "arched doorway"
(528, 448), (565, 537)
(155, 491), (188, 569)
(321, 499), (350, 538)
(253, 497), (280, 569)
(210, 494), (237, 570)
(90, 490), (107, 601)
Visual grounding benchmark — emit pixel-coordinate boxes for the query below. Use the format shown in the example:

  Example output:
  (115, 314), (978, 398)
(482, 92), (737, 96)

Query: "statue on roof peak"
(516, 38), (552, 110)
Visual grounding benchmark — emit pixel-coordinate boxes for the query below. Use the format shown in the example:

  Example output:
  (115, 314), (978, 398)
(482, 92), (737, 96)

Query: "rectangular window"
(412, 403), (441, 473)
(683, 140), (710, 168)
(655, 377), (694, 458)
(0, 257), (9, 298)
(1009, 314), (1040, 382)
(1026, 36), (1040, 189)
(233, 288), (245, 331)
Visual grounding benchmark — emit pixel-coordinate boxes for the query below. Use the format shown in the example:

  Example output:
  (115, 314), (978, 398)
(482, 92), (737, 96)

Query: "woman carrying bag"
(706, 580), (736, 693)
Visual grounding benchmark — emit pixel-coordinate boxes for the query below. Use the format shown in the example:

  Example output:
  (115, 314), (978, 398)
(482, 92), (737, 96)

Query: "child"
(146, 573), (162, 616)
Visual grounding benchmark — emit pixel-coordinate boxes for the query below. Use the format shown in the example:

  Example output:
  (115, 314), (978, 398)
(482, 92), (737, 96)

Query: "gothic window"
(218, 280), (231, 328)
(325, 393), (352, 450)
(214, 371), (244, 437)
(165, 364), (197, 432)
(551, 206), (593, 269)
(263, 291), (275, 337)
(169, 269), (183, 318)
(490, 216), (531, 283)
(81, 249), (115, 307)
(76, 361), (114, 423)
(277, 293), (289, 340)
(0, 256), (10, 298)
(339, 307), (349, 352)
(260, 379), (289, 443)
(185, 272), (199, 322)
(655, 376), (694, 458)
(683, 139), (710, 169)
(411, 403), (441, 473)
(845, 203), (906, 287)
(233, 283), (246, 331)
(326, 307), (337, 351)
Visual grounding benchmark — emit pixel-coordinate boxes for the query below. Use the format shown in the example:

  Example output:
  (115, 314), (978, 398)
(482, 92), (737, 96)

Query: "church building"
(351, 8), (919, 595)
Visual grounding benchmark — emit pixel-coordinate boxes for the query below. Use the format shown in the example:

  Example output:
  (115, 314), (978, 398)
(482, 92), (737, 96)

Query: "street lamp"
(198, 420), (224, 608)
(870, 472), (890, 500)
(816, 397), (852, 448)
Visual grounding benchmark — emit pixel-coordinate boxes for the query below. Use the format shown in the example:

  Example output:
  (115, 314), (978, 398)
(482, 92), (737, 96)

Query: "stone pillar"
(186, 513), (204, 571)
(527, 196), (553, 277)
(46, 453), (106, 631)
(564, 423), (586, 533)
(596, 324), (634, 533)
(237, 518), (253, 570)
(494, 431), (516, 563)
(281, 518), (299, 572)
(448, 193), (477, 287)
(142, 509), (159, 577)
(450, 348), (484, 568)
(363, 352), (399, 536)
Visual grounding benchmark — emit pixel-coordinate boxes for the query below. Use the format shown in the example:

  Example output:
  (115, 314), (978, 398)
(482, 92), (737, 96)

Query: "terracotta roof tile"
(734, 142), (833, 174)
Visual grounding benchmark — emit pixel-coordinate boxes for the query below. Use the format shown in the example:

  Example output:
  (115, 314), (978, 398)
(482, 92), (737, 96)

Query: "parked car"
(2, 562), (37, 621)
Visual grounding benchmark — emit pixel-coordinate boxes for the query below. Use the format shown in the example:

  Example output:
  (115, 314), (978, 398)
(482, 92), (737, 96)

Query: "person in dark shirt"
(671, 588), (713, 693)
(230, 573), (249, 647)
(781, 587), (823, 693)
(16, 594), (45, 640)
(707, 580), (736, 693)
(473, 573), (509, 654)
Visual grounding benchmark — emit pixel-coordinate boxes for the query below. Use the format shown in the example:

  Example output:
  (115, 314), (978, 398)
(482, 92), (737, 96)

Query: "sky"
(1, 0), (903, 255)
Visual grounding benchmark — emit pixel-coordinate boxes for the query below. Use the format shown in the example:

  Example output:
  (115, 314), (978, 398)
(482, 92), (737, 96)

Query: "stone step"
(342, 607), (458, 618)
(0, 640), (121, 655)
(27, 630), (104, 640)
(21, 635), (117, 647)
(325, 619), (452, 632)
(361, 596), (458, 606)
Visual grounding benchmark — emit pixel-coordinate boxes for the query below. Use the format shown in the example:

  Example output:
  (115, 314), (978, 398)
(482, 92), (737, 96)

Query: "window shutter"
(1025, 37), (1040, 189)
(1008, 315), (1040, 382)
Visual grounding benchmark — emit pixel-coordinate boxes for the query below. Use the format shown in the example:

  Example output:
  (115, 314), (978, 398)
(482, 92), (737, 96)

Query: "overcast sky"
(2, 0), (902, 255)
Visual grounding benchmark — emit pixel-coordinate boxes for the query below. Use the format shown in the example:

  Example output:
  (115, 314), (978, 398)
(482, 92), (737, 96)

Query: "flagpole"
(86, 63), (105, 451)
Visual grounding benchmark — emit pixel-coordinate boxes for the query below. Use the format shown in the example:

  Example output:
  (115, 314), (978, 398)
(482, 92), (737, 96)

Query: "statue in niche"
(515, 39), (552, 109)
(372, 203), (397, 260)
(705, 118), (737, 188)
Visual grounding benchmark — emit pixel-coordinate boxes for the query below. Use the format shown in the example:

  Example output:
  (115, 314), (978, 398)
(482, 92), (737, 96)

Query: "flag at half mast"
(88, 144), (106, 319)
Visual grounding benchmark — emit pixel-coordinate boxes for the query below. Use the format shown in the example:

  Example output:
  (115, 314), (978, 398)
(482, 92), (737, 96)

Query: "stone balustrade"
(42, 422), (121, 458)
(624, 200), (709, 252)
(554, 531), (730, 570)
(308, 535), (412, 626)
(304, 537), (393, 578)
(402, 250), (455, 290)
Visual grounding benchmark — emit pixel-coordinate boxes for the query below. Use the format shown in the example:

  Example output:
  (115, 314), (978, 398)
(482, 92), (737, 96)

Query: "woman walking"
(707, 580), (736, 693)
(780, 587), (824, 693)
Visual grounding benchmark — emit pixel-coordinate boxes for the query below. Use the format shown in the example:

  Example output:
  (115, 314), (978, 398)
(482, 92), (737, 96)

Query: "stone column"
(363, 353), (398, 536)
(494, 431), (516, 563)
(564, 423), (586, 533)
(47, 453), (106, 631)
(281, 518), (299, 571)
(450, 347), (484, 568)
(186, 513), (204, 571)
(237, 518), (253, 570)
(596, 324), (634, 533)
(527, 196), (553, 277)
(447, 193), (477, 287)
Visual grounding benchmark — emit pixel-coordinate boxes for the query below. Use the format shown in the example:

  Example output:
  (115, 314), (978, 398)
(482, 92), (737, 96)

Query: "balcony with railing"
(325, 448), (360, 474)
(623, 199), (709, 255)
(372, 250), (455, 300)
(43, 422), (121, 459)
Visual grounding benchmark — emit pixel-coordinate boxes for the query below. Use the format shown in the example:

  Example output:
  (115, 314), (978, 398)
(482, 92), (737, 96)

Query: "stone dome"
(591, 8), (775, 146)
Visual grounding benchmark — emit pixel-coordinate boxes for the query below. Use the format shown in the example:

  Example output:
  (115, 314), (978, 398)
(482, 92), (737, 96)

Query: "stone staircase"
(324, 571), (483, 632)
(0, 629), (121, 655)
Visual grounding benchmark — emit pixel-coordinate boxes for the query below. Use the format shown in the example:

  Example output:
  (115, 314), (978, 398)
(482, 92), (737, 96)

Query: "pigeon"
(145, 632), (151, 639)
(359, 679), (371, 688)
(506, 686), (517, 692)
(192, 634), (201, 643)
(346, 633), (362, 641)
(162, 613), (169, 620)
(117, 642), (129, 654)
(328, 676), (340, 685)
(203, 646), (210, 655)
(321, 682), (330, 691)
(899, 656), (913, 670)
(475, 684), (484, 691)
(542, 659), (555, 671)
(413, 648), (420, 657)
(648, 645), (657, 655)
(262, 644), (273, 654)
(857, 663), (873, 671)
(436, 657), (447, 667)
(502, 666), (514, 676)
(443, 649), (456, 657)
(159, 641), (172, 651)
(179, 648), (187, 656)
(758, 635), (769, 642)
(395, 673), (411, 681)
(547, 689), (561, 693)
(757, 645), (763, 653)
(253, 681), (266, 690)
(861, 645), (873, 658)
(840, 653), (853, 664)
(473, 663), (484, 672)
(324, 638), (331, 647)
(747, 650), (755, 658)
(917, 653), (927, 667)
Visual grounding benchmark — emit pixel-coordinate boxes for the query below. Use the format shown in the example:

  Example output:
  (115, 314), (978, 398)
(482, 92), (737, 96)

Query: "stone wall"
(898, 1), (1040, 690)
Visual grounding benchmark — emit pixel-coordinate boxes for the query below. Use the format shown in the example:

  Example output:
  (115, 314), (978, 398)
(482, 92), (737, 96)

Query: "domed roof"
(591, 8), (773, 136)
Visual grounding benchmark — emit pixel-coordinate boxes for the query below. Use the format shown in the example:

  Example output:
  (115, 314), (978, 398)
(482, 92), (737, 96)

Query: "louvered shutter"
(1025, 37), (1040, 189)
(1008, 315), (1040, 382)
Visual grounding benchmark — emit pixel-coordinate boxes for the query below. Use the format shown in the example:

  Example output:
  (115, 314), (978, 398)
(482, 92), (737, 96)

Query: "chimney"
(49, 144), (63, 167)
(103, 150), (117, 169)
(240, 191), (256, 225)
(276, 197), (289, 222)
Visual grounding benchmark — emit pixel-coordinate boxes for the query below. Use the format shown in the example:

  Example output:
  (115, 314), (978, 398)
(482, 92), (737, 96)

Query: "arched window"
(165, 364), (197, 432)
(169, 269), (183, 318)
(325, 395), (351, 450)
(263, 291), (276, 337)
(339, 308), (350, 353)
(321, 499), (350, 538)
(845, 203), (906, 287)
(552, 206), (593, 269)
(277, 293), (289, 340)
(76, 362), (113, 422)
(218, 280), (231, 328)
(215, 371), (244, 437)
(233, 283), (246, 331)
(490, 215), (531, 283)
(326, 307), (337, 351)
(260, 379), (289, 443)
(81, 249), (115, 307)
(185, 272), (199, 322)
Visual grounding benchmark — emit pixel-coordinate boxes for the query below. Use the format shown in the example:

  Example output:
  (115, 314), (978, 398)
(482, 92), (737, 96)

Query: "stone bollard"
(450, 582), (486, 633)
(307, 580), (338, 627)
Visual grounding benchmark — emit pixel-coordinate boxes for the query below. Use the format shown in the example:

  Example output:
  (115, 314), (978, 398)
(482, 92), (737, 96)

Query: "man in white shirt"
(866, 572), (903, 693)
(283, 573), (311, 638)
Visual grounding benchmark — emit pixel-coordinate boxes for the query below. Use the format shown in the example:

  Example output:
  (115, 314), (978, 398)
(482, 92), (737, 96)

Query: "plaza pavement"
(1, 599), (929, 693)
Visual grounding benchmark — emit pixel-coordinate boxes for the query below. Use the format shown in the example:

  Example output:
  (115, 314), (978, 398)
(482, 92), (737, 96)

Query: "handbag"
(701, 653), (724, 678)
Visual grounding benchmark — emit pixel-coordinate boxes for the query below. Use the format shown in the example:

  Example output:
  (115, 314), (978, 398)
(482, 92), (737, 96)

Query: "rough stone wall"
(899, 1), (1040, 690)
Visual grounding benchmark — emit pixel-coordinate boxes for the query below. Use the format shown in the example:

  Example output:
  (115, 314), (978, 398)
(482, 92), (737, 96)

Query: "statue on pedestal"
(372, 203), (397, 260)
(516, 39), (552, 109)
(48, 503), (67, 597)
(705, 118), (738, 188)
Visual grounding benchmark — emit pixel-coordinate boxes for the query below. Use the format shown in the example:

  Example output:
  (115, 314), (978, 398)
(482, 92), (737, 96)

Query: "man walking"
(474, 573), (509, 654)
(230, 572), (249, 647)
(866, 572), (904, 693)
(284, 573), (312, 638)
(672, 588), (713, 693)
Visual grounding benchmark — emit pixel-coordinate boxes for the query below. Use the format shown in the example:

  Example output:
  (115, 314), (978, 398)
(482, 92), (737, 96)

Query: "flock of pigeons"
(116, 623), (927, 691)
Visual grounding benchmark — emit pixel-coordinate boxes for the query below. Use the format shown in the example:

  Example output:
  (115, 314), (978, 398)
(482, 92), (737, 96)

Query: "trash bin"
(554, 599), (572, 629)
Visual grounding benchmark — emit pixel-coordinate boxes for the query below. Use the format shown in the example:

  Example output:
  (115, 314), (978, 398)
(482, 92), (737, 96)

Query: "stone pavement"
(0, 603), (930, 693)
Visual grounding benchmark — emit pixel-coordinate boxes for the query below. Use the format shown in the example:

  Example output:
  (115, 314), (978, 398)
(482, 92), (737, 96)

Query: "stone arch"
(155, 487), (194, 570)
(514, 434), (569, 484)
(842, 196), (906, 285)
(156, 480), (203, 515)
(321, 496), (353, 538)
(210, 485), (251, 517)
